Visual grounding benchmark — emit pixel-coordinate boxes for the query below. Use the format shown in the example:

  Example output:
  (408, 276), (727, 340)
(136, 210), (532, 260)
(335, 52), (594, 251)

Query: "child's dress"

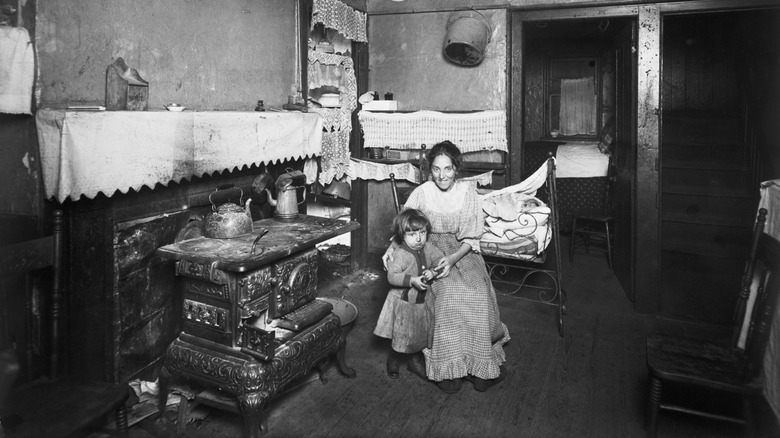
(374, 242), (444, 353)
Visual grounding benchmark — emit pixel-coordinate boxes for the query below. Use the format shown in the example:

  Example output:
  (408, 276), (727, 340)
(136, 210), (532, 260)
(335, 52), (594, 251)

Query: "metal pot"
(204, 185), (253, 239)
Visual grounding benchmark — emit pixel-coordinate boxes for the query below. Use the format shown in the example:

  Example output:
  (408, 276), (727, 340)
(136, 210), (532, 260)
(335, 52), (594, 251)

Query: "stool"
(570, 213), (613, 269)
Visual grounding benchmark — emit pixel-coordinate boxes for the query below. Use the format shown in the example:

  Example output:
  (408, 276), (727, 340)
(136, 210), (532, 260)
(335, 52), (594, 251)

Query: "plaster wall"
(35, 0), (298, 110)
(368, 10), (506, 111)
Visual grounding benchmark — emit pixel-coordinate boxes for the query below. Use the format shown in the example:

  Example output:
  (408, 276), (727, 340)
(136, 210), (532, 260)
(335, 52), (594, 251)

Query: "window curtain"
(559, 78), (596, 136)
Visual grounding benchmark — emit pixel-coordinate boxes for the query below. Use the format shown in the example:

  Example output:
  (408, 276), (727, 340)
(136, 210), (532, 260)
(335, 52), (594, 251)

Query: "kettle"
(204, 185), (253, 239)
(255, 169), (306, 221)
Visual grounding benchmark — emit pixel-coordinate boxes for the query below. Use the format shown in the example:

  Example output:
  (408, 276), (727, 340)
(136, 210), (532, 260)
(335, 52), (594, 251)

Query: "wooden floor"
(127, 238), (780, 438)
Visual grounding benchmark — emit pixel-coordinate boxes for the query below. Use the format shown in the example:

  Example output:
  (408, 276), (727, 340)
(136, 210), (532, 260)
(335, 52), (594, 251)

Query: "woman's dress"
(404, 180), (510, 381)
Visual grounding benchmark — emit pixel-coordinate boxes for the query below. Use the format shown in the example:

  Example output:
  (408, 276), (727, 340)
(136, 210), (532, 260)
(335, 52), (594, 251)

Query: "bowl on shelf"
(318, 93), (341, 108)
(165, 103), (186, 112)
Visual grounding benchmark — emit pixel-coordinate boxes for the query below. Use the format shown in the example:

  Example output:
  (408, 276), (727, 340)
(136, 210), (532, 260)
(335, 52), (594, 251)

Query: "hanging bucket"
(443, 10), (492, 67)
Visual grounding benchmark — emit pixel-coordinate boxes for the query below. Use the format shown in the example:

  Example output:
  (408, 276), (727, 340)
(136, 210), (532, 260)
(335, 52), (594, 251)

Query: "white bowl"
(319, 93), (340, 108)
(165, 104), (185, 112)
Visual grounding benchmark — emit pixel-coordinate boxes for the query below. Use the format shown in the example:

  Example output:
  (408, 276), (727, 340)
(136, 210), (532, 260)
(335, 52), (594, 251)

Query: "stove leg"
(316, 358), (329, 383)
(336, 337), (356, 378)
(158, 366), (171, 414)
(238, 391), (268, 438)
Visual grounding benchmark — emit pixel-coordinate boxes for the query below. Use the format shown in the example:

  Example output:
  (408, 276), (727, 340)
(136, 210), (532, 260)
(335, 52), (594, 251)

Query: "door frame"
(510, 6), (640, 305)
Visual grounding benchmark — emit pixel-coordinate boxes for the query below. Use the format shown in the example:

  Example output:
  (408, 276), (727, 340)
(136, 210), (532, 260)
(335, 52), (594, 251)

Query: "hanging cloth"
(308, 52), (357, 185)
(559, 78), (596, 136)
(0, 26), (34, 114)
(311, 0), (368, 43)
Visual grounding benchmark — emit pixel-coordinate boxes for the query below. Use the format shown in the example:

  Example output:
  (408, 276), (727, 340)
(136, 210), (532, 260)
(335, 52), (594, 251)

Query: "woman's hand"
(434, 256), (454, 279)
(382, 246), (395, 271)
(433, 243), (471, 279)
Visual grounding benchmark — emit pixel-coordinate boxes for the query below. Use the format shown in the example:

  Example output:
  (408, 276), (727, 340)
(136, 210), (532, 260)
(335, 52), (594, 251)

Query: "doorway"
(659, 9), (779, 323)
(511, 11), (638, 304)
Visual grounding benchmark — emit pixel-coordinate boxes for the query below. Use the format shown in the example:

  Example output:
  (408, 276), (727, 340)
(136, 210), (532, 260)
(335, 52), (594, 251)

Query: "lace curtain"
(357, 110), (508, 153)
(559, 78), (596, 136)
(308, 52), (357, 185)
(311, 0), (367, 43)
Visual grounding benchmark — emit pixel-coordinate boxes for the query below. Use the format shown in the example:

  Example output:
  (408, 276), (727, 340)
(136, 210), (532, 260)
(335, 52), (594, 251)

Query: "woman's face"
(430, 154), (456, 191)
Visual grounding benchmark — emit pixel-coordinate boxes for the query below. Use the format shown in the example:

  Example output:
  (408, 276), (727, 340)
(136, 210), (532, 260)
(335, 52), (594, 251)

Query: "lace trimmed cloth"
(309, 51), (357, 185)
(347, 158), (493, 187)
(311, 0), (367, 43)
(357, 110), (508, 154)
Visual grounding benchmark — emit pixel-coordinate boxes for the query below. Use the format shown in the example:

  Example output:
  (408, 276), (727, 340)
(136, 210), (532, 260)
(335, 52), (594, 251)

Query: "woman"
(383, 141), (510, 394)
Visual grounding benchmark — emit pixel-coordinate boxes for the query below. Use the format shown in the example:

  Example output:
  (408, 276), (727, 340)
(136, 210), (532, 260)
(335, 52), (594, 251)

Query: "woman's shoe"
(386, 352), (401, 379)
(470, 368), (506, 392)
(406, 353), (428, 381)
(436, 378), (462, 394)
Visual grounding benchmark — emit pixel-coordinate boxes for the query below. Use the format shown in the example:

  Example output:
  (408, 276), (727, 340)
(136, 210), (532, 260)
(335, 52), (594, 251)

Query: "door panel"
(612, 22), (637, 302)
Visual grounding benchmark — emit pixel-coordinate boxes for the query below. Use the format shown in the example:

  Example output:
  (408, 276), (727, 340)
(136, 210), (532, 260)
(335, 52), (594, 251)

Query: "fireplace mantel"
(35, 109), (323, 202)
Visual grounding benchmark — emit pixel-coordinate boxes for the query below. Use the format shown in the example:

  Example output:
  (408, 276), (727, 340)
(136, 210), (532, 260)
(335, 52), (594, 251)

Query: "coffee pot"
(254, 169), (306, 221)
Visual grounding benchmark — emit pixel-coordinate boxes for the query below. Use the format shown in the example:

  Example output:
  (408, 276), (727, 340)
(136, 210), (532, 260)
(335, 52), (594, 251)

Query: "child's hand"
(421, 269), (436, 284)
(410, 276), (428, 291)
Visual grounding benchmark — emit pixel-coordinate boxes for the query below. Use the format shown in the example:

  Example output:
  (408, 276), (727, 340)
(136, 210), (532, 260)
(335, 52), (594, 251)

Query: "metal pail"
(443, 10), (492, 66)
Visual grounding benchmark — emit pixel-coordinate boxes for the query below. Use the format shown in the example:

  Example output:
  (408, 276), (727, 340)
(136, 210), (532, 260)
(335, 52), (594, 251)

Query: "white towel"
(0, 27), (34, 115)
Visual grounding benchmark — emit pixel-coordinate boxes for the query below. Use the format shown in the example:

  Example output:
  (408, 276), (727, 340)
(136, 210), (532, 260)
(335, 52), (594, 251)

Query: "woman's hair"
(392, 208), (432, 243)
(427, 140), (462, 173)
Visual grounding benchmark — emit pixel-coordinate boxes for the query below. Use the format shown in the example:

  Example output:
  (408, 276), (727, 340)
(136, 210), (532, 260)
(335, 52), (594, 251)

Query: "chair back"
(741, 230), (780, 382)
(0, 210), (65, 380)
(732, 208), (768, 345)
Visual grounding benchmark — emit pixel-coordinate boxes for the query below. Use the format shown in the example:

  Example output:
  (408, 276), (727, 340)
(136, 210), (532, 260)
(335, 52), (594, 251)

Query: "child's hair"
(392, 209), (432, 244)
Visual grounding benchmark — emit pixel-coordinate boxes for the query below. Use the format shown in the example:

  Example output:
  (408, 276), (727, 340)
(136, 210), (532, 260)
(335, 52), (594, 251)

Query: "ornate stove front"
(155, 215), (359, 438)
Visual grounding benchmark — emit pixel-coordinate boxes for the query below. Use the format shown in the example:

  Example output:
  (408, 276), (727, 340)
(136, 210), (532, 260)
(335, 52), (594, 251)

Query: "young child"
(373, 209), (444, 380)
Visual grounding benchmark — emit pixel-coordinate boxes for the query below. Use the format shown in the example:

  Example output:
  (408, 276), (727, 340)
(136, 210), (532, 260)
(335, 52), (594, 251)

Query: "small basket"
(317, 243), (350, 264)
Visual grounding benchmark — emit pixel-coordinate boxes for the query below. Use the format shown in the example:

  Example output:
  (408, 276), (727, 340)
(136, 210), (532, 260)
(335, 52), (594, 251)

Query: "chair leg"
(570, 218), (577, 262)
(647, 375), (662, 438)
(115, 405), (129, 437)
(742, 395), (754, 437)
(604, 221), (613, 271)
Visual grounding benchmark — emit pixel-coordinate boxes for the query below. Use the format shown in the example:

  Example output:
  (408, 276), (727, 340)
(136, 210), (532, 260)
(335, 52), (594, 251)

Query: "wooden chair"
(0, 209), (130, 438)
(569, 158), (615, 269)
(645, 208), (779, 437)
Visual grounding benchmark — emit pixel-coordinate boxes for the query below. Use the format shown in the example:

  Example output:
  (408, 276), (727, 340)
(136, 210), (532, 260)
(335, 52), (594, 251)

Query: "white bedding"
(478, 159), (554, 257)
(555, 142), (610, 178)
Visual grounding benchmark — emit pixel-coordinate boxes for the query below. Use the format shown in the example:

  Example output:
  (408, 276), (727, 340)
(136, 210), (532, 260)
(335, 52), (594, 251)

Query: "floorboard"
(121, 237), (780, 438)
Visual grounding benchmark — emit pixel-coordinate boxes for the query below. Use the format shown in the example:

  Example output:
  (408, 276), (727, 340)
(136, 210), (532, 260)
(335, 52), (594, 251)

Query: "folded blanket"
(482, 192), (543, 221)
(484, 206), (550, 237)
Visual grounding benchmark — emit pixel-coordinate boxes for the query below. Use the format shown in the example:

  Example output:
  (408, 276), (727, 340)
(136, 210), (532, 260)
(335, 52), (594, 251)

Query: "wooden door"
(612, 22), (637, 302)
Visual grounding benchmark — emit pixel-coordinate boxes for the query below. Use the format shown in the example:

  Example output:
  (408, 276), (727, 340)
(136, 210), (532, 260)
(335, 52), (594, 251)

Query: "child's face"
(403, 228), (427, 250)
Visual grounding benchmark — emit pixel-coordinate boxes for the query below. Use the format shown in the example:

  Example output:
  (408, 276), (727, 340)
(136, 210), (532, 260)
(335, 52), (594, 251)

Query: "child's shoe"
(386, 352), (401, 379)
(406, 352), (427, 381)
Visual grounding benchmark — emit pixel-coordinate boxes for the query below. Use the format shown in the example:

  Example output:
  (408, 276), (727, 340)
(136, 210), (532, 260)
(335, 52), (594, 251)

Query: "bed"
(478, 157), (566, 336)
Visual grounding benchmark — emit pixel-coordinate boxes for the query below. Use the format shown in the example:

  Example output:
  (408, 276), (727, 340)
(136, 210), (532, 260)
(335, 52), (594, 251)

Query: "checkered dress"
(404, 181), (510, 382)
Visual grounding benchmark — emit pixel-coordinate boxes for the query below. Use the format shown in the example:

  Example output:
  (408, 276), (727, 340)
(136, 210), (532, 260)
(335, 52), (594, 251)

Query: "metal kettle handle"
(297, 186), (307, 205)
(209, 184), (244, 212)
